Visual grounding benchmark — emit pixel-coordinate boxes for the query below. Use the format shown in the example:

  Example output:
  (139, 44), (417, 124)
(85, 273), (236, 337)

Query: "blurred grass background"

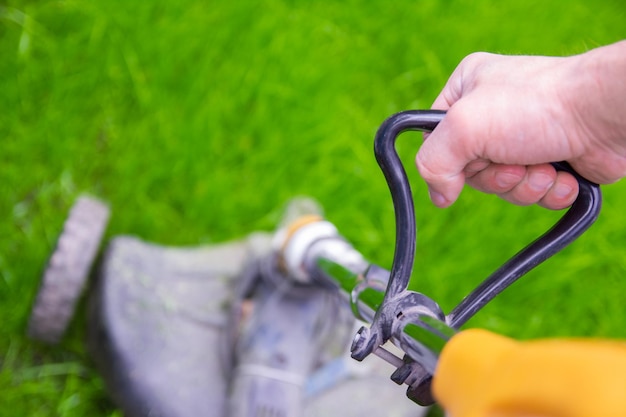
(1, 0), (625, 415)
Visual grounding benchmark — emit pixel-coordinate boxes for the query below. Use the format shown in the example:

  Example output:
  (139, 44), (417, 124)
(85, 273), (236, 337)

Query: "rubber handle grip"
(433, 329), (626, 417)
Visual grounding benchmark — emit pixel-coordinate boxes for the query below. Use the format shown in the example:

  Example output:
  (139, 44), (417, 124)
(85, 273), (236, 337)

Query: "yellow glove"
(433, 329), (626, 417)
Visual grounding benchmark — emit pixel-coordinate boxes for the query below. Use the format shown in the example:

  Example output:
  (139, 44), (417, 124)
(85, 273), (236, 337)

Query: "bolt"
(390, 364), (411, 385)
(350, 326), (369, 354)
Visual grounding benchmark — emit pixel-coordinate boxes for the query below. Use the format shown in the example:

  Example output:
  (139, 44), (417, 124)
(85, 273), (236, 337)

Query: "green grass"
(1, 0), (625, 415)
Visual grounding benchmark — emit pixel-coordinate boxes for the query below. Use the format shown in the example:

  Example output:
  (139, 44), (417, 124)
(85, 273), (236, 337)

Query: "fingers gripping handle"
(373, 110), (601, 327)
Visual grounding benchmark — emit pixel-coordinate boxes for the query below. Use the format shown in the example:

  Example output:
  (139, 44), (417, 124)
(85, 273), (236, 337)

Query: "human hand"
(416, 41), (626, 209)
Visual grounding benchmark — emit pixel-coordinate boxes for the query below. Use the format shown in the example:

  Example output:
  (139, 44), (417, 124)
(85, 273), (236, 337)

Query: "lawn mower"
(27, 110), (601, 416)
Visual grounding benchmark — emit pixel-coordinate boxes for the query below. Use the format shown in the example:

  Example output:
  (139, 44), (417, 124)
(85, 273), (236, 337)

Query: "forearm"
(581, 40), (626, 117)
(568, 41), (626, 181)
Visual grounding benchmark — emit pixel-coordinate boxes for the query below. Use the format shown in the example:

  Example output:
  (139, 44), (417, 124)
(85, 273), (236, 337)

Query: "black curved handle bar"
(374, 110), (602, 328)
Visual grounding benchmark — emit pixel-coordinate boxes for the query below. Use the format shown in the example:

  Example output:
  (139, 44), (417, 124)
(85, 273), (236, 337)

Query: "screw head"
(350, 326), (369, 353)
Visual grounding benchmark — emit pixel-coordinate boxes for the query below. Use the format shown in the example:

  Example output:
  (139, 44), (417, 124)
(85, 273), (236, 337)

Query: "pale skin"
(418, 41), (626, 417)
(416, 40), (626, 209)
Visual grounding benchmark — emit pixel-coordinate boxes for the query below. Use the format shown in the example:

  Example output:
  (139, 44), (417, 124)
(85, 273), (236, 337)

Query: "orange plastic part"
(433, 329), (626, 417)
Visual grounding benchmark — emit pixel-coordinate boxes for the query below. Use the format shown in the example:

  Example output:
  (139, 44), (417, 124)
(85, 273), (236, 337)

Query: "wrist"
(572, 41), (626, 144)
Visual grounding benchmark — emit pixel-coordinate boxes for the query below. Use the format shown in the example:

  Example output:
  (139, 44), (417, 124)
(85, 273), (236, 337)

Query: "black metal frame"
(311, 110), (602, 405)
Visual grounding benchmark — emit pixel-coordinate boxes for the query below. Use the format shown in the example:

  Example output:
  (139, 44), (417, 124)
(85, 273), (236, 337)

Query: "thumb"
(415, 124), (468, 208)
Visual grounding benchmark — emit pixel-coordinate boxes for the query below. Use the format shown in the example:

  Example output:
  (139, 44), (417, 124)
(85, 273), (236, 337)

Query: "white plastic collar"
(277, 220), (339, 283)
